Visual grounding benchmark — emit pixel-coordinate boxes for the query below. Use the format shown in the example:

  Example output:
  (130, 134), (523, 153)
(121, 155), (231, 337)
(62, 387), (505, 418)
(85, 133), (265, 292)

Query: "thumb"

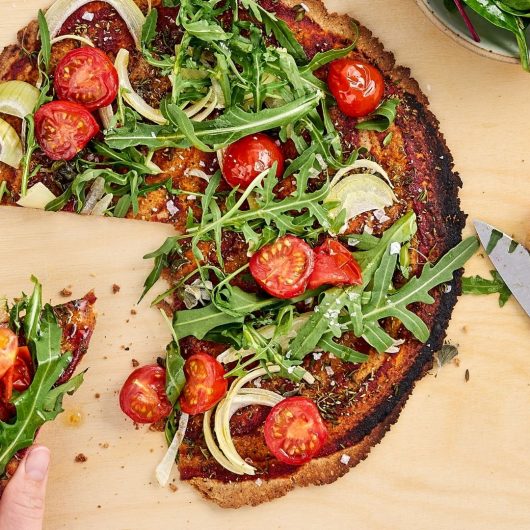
(0, 445), (50, 530)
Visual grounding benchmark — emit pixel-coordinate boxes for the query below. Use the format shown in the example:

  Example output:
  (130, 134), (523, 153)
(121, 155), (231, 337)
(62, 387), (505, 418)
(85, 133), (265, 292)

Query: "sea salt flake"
(312, 352), (322, 361)
(81, 11), (94, 21)
(255, 478), (263, 487)
(390, 242), (401, 255)
(325, 366), (334, 377)
(340, 454), (351, 465)
(166, 200), (179, 216)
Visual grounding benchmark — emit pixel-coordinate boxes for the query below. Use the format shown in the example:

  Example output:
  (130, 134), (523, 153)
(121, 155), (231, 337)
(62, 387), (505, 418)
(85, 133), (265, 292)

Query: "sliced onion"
(16, 182), (56, 209)
(186, 168), (211, 181)
(91, 193), (114, 216)
(99, 104), (114, 131)
(51, 34), (95, 47)
(115, 49), (166, 124)
(80, 177), (105, 214)
(0, 81), (39, 119)
(155, 412), (189, 487)
(45, 0), (145, 49)
(0, 118), (23, 168)
(330, 159), (393, 188)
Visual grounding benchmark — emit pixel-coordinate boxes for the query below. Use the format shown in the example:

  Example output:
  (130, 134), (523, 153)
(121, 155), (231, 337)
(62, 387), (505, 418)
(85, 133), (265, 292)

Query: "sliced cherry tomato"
(179, 353), (227, 415)
(54, 47), (119, 111)
(35, 101), (100, 161)
(0, 328), (18, 381)
(222, 133), (285, 189)
(264, 397), (328, 465)
(328, 58), (384, 118)
(308, 239), (363, 290)
(119, 365), (172, 424)
(249, 235), (315, 299)
(12, 346), (33, 393)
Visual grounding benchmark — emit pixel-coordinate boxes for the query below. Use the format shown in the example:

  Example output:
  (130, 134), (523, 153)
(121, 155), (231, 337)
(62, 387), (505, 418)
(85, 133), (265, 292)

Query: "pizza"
(0, 0), (478, 509)
(0, 278), (96, 495)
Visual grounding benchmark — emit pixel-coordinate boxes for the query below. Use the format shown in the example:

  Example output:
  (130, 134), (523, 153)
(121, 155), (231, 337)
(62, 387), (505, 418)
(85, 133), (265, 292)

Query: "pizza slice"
(0, 277), (96, 495)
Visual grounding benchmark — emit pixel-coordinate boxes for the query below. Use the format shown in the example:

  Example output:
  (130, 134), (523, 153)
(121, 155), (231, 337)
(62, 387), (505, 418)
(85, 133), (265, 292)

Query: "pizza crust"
(186, 0), (464, 508)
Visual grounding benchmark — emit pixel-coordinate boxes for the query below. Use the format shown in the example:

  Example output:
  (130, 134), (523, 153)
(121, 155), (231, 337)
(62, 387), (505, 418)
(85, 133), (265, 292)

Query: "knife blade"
(473, 220), (530, 316)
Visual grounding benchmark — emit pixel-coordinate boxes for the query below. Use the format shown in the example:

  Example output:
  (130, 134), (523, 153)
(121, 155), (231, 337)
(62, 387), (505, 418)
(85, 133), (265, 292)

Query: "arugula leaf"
(141, 8), (158, 49)
(164, 341), (186, 405)
(173, 303), (244, 341)
(300, 42), (356, 73)
(462, 270), (512, 307)
(355, 98), (400, 132)
(362, 237), (479, 345)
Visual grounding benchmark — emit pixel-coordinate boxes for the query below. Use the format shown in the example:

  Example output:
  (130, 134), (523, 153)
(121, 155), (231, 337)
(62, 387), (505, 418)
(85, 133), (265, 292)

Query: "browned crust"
(188, 0), (464, 508)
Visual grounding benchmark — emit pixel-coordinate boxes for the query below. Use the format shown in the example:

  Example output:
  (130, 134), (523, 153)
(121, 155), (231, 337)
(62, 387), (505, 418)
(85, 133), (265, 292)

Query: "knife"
(473, 220), (530, 317)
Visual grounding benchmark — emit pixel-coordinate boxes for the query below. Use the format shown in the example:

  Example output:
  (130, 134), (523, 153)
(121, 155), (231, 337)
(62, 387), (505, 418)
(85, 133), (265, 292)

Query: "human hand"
(0, 446), (50, 530)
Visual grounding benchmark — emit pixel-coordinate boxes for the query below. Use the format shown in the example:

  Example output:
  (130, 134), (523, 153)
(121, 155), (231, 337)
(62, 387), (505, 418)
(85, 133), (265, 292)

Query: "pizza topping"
(119, 365), (172, 424)
(16, 182), (57, 210)
(264, 397), (328, 465)
(155, 411), (189, 487)
(0, 118), (23, 169)
(45, 0), (145, 49)
(0, 81), (39, 119)
(34, 101), (100, 161)
(179, 353), (227, 415)
(221, 134), (285, 190)
(327, 58), (385, 118)
(54, 47), (119, 111)
(249, 236), (315, 299)
(307, 239), (363, 290)
(0, 329), (18, 381)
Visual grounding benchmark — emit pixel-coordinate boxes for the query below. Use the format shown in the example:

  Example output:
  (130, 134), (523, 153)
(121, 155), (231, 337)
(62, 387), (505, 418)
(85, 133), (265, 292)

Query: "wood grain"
(0, 1), (529, 529)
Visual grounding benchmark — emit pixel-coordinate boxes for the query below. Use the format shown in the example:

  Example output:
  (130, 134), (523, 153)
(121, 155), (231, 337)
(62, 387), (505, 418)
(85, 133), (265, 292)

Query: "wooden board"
(1, 1), (529, 528)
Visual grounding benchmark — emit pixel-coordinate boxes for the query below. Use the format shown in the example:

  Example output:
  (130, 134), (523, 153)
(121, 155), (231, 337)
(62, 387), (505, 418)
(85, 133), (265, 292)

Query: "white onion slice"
(0, 117), (23, 168)
(330, 159), (393, 188)
(80, 177), (105, 214)
(90, 193), (114, 216)
(115, 49), (166, 125)
(45, 0), (145, 49)
(0, 81), (39, 119)
(155, 412), (189, 487)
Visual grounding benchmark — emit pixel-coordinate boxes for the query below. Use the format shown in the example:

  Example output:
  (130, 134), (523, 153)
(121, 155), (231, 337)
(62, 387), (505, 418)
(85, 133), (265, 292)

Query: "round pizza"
(0, 0), (478, 509)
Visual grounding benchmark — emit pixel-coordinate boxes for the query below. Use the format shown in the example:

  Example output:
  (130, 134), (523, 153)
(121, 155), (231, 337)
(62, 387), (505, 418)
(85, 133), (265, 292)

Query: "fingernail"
(25, 446), (50, 482)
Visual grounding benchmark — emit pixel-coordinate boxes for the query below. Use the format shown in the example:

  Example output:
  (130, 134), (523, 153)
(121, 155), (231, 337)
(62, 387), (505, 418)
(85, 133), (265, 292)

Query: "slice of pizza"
(0, 0), (477, 508)
(0, 278), (96, 495)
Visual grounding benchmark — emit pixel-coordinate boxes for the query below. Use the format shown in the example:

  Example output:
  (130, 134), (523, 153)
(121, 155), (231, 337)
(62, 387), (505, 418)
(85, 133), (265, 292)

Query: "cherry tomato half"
(264, 397), (328, 465)
(308, 239), (363, 290)
(54, 47), (119, 111)
(35, 101), (100, 161)
(12, 346), (33, 393)
(179, 353), (227, 415)
(119, 365), (172, 424)
(0, 328), (18, 381)
(249, 235), (315, 299)
(328, 58), (384, 118)
(221, 133), (285, 190)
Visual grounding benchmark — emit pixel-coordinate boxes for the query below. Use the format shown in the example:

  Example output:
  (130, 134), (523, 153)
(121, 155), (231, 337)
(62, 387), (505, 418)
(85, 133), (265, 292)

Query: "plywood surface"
(0, 1), (529, 529)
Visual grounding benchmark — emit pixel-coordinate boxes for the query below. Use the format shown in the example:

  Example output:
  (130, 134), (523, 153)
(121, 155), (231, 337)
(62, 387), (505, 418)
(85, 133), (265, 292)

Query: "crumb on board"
(112, 284), (121, 294)
(131, 309), (137, 315)
(99, 442), (109, 449)
(94, 393), (101, 399)
(131, 359), (139, 368)
(74, 453), (87, 463)
(169, 484), (178, 492)
(60, 287), (73, 297)
(465, 369), (470, 382)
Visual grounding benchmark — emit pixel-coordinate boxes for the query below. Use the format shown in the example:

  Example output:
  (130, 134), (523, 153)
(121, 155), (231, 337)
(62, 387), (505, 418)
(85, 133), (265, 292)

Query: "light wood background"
(1, 1), (529, 529)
